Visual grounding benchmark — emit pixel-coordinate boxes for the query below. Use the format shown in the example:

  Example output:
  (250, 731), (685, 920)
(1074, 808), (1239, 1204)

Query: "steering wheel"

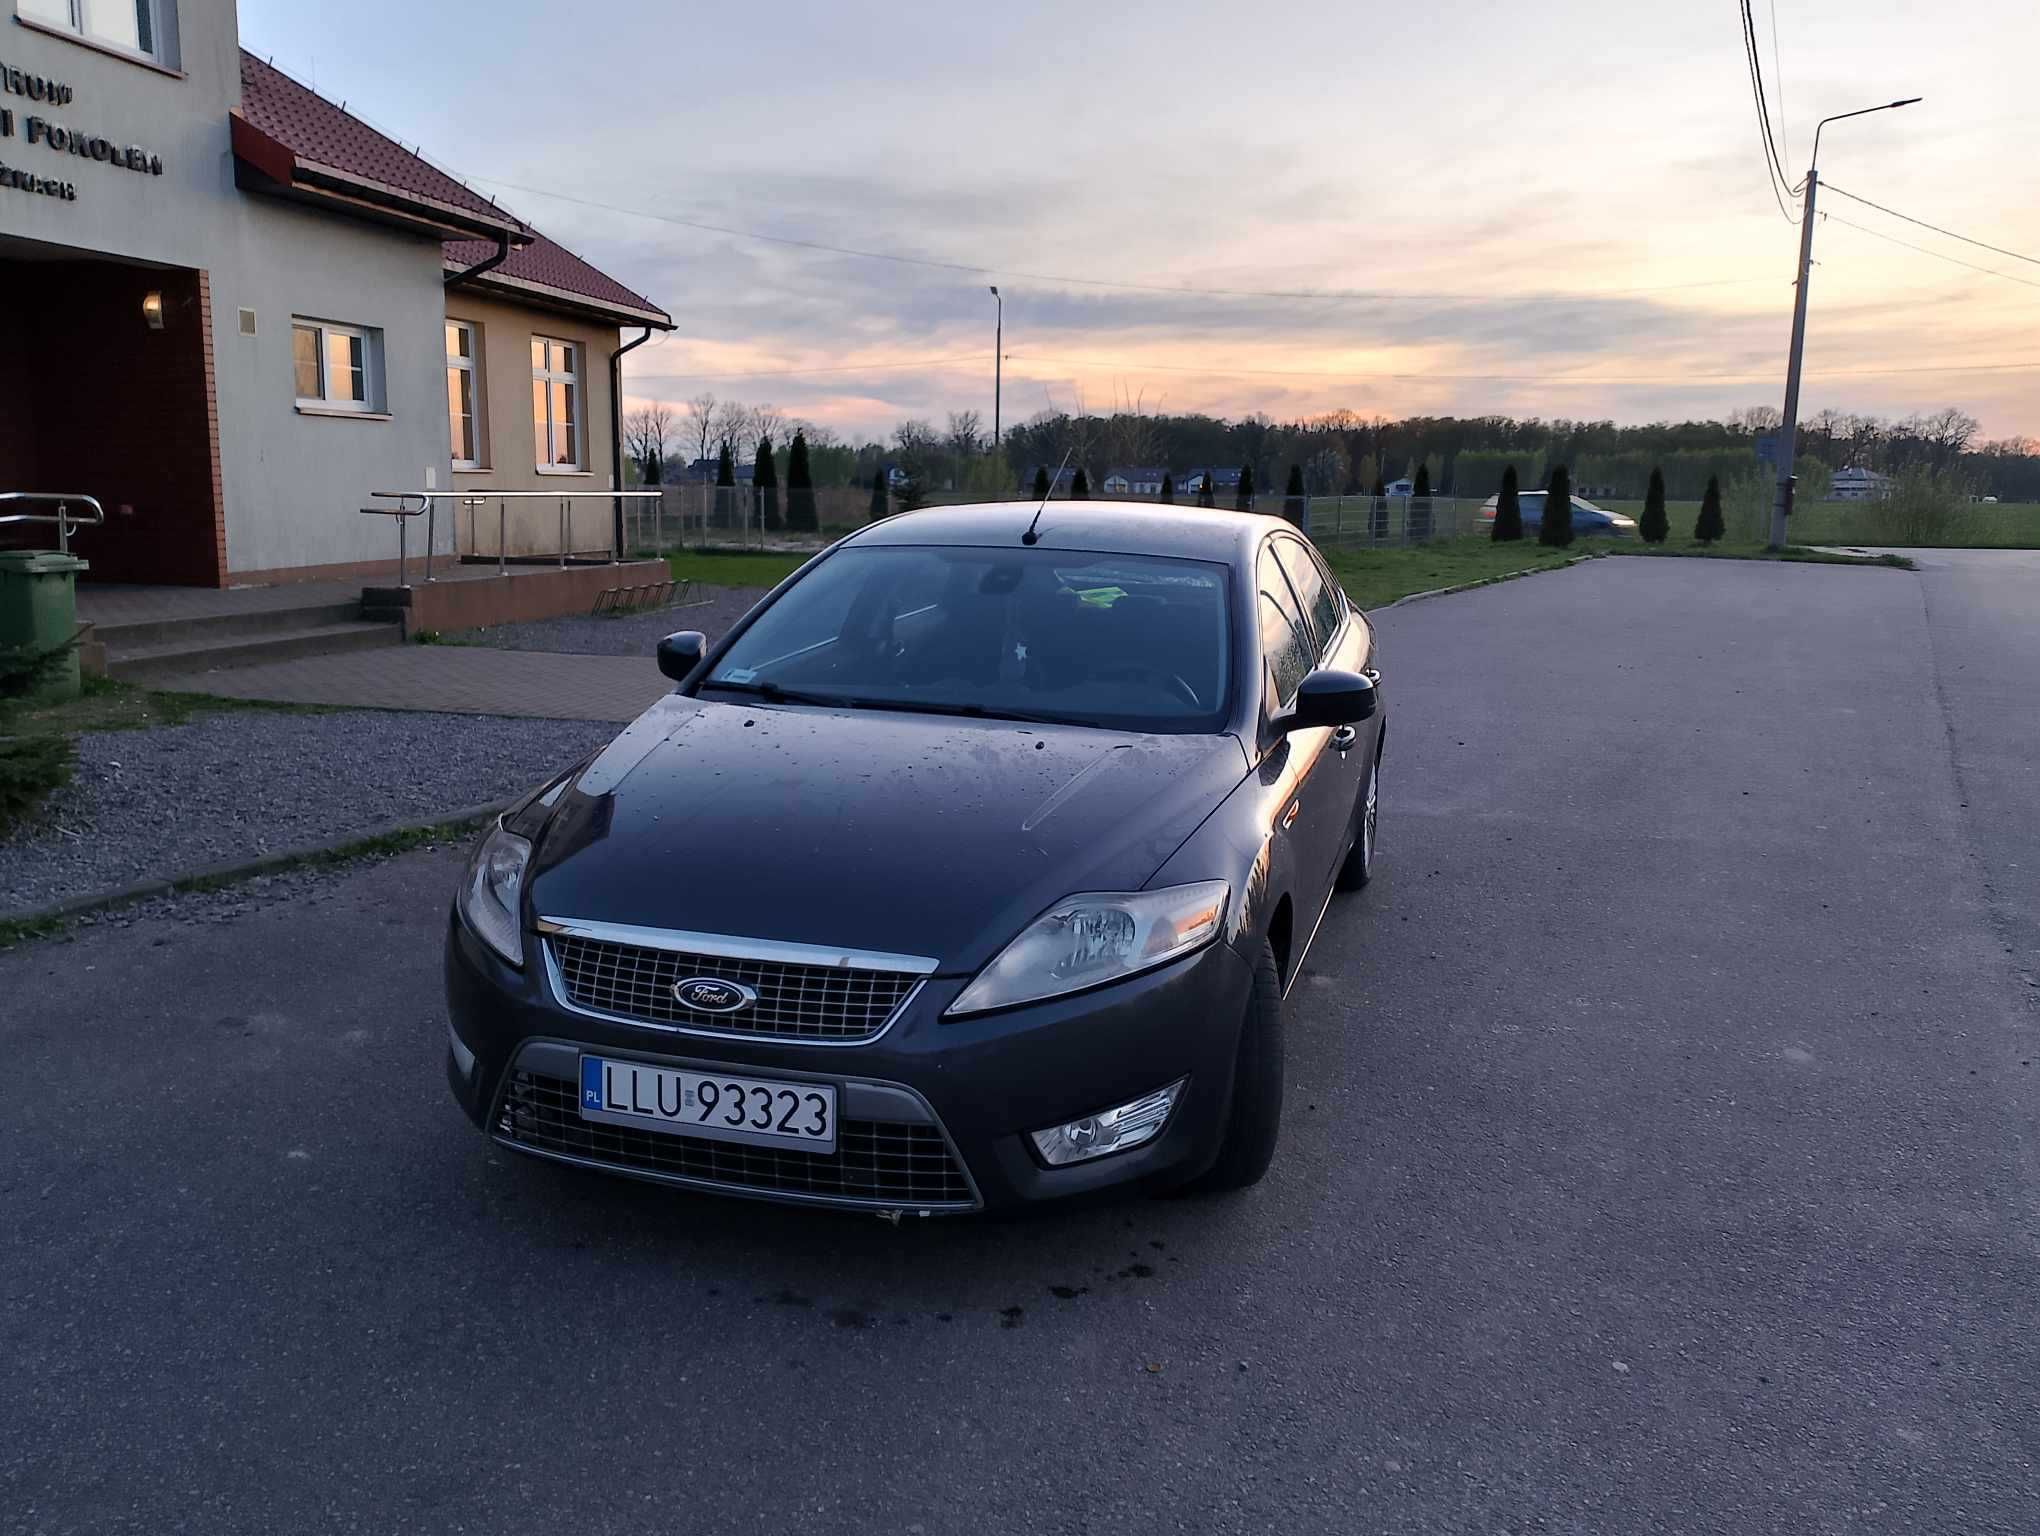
(1095, 664), (1202, 709)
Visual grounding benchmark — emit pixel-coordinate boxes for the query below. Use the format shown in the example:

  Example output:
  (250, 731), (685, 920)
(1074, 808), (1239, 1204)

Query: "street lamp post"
(989, 286), (1002, 457)
(1769, 96), (1921, 550)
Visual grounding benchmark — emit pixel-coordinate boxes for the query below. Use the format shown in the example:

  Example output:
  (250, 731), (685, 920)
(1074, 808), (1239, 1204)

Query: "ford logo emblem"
(672, 977), (757, 1015)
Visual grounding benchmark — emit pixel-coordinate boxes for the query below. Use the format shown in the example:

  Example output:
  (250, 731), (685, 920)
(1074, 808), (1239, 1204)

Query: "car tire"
(1187, 938), (1285, 1193)
(1334, 749), (1380, 891)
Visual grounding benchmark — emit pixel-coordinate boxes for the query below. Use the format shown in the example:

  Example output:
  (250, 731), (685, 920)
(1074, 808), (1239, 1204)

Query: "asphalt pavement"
(4, 554), (2036, 1534)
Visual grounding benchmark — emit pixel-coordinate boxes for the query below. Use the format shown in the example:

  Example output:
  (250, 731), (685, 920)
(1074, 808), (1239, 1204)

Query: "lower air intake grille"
(496, 1070), (976, 1209)
(549, 934), (919, 1041)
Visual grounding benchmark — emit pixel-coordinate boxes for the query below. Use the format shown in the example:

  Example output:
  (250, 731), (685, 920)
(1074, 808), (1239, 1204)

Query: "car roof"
(845, 501), (1290, 566)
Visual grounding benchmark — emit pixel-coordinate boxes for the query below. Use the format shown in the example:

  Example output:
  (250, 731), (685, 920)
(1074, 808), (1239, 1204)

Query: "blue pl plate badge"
(580, 1056), (605, 1111)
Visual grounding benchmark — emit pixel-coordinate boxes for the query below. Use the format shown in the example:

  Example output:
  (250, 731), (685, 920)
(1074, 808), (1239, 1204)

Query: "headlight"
(946, 881), (1228, 1017)
(457, 820), (530, 966)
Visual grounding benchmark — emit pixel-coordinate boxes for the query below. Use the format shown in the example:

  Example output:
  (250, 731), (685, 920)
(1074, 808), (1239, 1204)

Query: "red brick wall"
(0, 259), (226, 585)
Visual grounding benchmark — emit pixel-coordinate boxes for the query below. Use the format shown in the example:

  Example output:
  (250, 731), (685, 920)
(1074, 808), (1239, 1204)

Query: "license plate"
(578, 1056), (836, 1154)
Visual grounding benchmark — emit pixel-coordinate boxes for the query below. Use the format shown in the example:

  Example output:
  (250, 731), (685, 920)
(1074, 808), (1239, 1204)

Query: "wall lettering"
(0, 58), (162, 199)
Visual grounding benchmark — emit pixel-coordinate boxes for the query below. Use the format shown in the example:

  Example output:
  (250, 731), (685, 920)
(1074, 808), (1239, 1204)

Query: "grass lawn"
(666, 548), (813, 590)
(1321, 540), (1588, 609)
(1594, 498), (2040, 549)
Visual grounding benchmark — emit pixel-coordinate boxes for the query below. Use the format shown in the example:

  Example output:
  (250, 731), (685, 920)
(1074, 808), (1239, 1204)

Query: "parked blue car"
(1478, 492), (1637, 537)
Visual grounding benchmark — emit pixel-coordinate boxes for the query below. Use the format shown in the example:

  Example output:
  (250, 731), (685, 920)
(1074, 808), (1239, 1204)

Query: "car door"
(1272, 535), (1372, 875)
(1256, 541), (1346, 911)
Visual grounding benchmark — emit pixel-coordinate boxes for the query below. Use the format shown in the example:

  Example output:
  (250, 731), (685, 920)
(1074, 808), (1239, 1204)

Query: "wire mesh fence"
(623, 486), (1477, 557)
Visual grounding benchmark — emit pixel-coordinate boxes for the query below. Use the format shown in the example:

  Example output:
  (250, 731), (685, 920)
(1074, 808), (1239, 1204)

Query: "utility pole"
(1768, 96), (1920, 551)
(1770, 170), (1818, 550)
(989, 285), (1003, 456)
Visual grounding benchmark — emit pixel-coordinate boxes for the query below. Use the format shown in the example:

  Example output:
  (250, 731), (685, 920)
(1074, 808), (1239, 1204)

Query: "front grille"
(550, 935), (919, 1042)
(497, 1070), (976, 1209)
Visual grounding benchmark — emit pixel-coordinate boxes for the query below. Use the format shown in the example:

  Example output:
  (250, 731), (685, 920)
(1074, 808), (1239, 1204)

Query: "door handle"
(1331, 725), (1358, 753)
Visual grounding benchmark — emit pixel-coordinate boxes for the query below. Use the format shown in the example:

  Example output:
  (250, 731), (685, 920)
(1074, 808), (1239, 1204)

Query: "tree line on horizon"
(631, 399), (2039, 505)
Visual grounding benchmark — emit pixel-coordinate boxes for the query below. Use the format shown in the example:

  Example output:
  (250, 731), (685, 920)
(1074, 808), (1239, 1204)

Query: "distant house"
(1830, 466), (1893, 501)
(1178, 467), (1244, 495)
(1103, 466), (1168, 495)
(681, 456), (755, 485)
(1383, 477), (1415, 498)
(1028, 464), (1080, 493)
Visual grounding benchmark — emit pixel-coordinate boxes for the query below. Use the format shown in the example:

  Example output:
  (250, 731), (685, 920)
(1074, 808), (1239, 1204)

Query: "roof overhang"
(230, 112), (528, 245)
(442, 260), (674, 330)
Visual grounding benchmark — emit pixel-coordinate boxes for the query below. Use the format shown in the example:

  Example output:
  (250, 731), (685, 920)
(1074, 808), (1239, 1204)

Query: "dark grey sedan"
(444, 502), (1385, 1214)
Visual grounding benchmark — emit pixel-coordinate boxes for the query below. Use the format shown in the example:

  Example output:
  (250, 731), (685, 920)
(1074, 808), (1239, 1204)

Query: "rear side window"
(1257, 549), (1313, 707)
(1272, 537), (1343, 654)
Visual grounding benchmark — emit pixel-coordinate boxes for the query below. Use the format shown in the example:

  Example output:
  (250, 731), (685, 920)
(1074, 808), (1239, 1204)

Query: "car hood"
(526, 695), (1251, 971)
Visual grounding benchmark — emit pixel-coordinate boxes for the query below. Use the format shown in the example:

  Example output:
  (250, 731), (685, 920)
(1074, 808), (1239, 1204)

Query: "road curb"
(1370, 552), (1602, 613)
(0, 798), (510, 938)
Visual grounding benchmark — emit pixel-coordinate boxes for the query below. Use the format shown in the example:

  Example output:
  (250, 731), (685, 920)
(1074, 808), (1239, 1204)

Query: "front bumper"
(444, 912), (1255, 1213)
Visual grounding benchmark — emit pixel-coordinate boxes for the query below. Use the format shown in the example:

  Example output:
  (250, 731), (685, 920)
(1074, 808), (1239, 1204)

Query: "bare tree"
(945, 410), (984, 458)
(711, 400), (753, 457)
(1728, 404), (1784, 436)
(1918, 407), (1979, 472)
(685, 392), (719, 470)
(623, 402), (674, 485)
(752, 402), (789, 445)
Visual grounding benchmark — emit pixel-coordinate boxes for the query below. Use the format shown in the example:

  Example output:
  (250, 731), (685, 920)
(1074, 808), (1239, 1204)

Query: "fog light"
(1031, 1078), (1184, 1167)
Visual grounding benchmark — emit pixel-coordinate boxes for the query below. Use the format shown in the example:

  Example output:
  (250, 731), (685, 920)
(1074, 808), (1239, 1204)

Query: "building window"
(292, 318), (382, 413)
(446, 321), (482, 467)
(531, 337), (580, 469)
(18, 0), (170, 62)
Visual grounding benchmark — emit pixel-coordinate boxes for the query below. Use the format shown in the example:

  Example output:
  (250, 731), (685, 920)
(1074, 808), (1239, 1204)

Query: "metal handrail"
(364, 489), (664, 582)
(0, 492), (106, 554)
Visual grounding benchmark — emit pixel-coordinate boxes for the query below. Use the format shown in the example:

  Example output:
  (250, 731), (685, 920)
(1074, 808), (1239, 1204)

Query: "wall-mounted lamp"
(141, 291), (165, 330)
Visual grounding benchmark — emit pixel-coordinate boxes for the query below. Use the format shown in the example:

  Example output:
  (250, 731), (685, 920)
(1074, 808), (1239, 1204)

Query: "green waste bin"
(0, 550), (90, 702)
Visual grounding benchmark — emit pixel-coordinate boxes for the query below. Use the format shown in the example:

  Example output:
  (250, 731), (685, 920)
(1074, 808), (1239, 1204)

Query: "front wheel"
(1335, 750), (1380, 891)
(1184, 938), (1285, 1193)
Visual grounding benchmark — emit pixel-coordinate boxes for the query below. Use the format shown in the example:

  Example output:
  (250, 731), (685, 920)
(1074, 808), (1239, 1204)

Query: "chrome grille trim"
(539, 921), (929, 1046)
(536, 917), (938, 975)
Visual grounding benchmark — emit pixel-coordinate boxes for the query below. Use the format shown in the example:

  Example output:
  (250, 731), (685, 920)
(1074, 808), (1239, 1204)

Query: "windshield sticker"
(1066, 585), (1128, 608)
(721, 667), (758, 683)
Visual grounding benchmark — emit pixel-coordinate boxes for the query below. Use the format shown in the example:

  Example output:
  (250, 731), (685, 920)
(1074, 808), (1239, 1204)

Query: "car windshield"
(702, 545), (1233, 733)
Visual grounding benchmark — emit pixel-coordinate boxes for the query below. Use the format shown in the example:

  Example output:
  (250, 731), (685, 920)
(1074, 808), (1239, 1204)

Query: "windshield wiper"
(699, 678), (858, 708)
(841, 697), (1083, 728)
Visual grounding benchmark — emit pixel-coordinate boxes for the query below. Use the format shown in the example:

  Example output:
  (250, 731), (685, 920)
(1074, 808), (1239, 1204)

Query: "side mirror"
(1274, 668), (1377, 733)
(656, 630), (707, 682)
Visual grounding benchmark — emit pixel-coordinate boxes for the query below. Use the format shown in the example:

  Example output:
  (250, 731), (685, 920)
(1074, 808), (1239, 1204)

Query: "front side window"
(446, 321), (480, 467)
(1271, 537), (1343, 655)
(20, 0), (164, 60)
(291, 318), (379, 412)
(703, 546), (1233, 734)
(532, 337), (579, 469)
(1257, 547), (1313, 708)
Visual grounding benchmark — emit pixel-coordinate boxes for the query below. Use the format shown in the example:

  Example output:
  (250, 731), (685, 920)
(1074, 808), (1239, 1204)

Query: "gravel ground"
(452, 583), (767, 657)
(0, 709), (614, 918)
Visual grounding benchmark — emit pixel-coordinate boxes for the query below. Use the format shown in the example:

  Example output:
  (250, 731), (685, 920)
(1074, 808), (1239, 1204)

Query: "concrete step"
(91, 600), (367, 654)
(108, 620), (403, 684)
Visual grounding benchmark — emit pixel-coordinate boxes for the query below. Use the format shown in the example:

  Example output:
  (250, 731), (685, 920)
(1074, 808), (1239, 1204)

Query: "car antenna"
(1022, 449), (1072, 546)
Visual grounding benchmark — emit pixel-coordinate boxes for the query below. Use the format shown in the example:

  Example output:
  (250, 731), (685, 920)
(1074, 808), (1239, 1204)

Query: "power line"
(1823, 213), (2040, 291)
(466, 172), (1777, 306)
(631, 353), (987, 383)
(1821, 183), (2040, 268)
(1767, 0), (1789, 166)
(1002, 350), (2040, 385)
(1740, 0), (1798, 220)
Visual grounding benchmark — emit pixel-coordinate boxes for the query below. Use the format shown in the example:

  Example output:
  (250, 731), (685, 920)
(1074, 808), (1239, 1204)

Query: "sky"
(241, 0), (2040, 446)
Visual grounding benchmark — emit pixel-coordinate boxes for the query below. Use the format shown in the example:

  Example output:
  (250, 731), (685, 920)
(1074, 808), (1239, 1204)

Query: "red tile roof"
(237, 53), (524, 236)
(236, 52), (668, 328)
(445, 232), (672, 327)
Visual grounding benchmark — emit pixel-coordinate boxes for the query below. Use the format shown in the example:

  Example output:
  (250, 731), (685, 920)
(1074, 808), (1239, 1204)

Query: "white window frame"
(532, 336), (581, 471)
(18, 0), (171, 64)
(446, 320), (482, 469)
(292, 317), (382, 415)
